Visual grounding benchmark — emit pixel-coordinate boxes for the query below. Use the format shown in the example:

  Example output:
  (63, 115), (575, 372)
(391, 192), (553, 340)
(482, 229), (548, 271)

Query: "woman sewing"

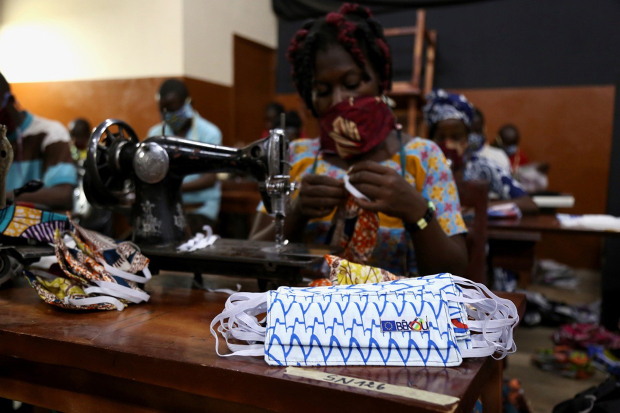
(250, 4), (468, 277)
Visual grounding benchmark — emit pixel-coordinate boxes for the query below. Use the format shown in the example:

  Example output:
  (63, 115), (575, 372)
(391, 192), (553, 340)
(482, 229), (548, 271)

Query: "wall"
(183, 0), (277, 86)
(0, 0), (184, 82)
(0, 0), (277, 145)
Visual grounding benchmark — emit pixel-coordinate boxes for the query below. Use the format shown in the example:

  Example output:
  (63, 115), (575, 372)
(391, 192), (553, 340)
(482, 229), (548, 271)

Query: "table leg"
(479, 359), (502, 412)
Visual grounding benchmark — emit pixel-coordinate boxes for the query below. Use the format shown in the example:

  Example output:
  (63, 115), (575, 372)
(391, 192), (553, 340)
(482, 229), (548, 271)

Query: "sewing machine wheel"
(85, 119), (138, 207)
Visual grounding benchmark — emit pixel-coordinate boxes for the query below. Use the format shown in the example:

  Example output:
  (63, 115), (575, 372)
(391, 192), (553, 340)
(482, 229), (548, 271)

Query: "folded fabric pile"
(24, 218), (152, 311)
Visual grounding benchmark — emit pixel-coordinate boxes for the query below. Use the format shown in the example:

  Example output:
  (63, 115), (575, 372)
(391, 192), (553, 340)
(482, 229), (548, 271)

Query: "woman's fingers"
(303, 174), (344, 188)
(348, 160), (392, 176)
(300, 184), (346, 198)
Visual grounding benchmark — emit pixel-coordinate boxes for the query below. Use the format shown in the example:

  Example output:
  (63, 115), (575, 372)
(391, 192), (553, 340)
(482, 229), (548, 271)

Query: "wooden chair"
(384, 9), (437, 137)
(456, 180), (489, 284)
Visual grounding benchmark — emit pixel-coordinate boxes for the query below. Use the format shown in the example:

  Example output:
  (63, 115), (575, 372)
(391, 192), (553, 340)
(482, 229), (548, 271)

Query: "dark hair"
(287, 3), (392, 116)
(498, 123), (519, 136)
(69, 118), (91, 134)
(285, 110), (302, 129)
(0, 72), (10, 94)
(266, 102), (285, 115)
(158, 78), (189, 101)
(473, 107), (485, 126)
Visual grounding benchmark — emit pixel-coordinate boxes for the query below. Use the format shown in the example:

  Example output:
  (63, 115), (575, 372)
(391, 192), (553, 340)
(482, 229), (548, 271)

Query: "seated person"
(495, 124), (529, 171)
(0, 72), (76, 211)
(496, 124), (549, 192)
(261, 102), (285, 138)
(424, 90), (538, 214)
(469, 107), (511, 172)
(147, 79), (221, 232)
(284, 110), (303, 140)
(250, 4), (468, 277)
(68, 118), (90, 164)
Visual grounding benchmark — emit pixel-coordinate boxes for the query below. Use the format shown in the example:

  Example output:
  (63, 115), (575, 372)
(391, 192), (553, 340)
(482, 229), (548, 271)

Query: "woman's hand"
(348, 161), (427, 223)
(294, 174), (347, 219)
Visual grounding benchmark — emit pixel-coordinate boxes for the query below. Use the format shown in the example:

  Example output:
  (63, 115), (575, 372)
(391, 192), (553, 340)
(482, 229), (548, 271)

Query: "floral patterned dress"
(260, 137), (467, 276)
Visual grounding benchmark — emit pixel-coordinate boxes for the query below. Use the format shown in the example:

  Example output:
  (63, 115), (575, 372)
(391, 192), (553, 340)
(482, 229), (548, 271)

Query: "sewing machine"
(83, 119), (334, 282)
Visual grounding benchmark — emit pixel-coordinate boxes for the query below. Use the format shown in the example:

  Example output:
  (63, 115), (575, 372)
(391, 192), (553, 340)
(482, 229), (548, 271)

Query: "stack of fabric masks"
(211, 257), (518, 366)
(24, 218), (152, 311)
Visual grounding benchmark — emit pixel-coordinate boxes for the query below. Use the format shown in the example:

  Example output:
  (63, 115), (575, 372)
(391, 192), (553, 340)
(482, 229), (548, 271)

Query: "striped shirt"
(6, 112), (77, 193)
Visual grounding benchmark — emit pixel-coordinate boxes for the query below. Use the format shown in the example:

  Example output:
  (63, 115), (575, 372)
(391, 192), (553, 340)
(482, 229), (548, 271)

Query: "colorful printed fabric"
(329, 195), (379, 265)
(532, 345), (595, 379)
(325, 254), (402, 285)
(464, 152), (527, 200)
(423, 89), (474, 128)
(23, 221), (151, 311)
(0, 204), (69, 243)
(24, 270), (120, 311)
(68, 216), (150, 274)
(259, 137), (467, 276)
(553, 323), (620, 350)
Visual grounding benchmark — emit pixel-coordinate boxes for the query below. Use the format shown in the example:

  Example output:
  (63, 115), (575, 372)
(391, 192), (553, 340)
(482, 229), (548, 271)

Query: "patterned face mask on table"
(24, 220), (152, 311)
(211, 258), (518, 366)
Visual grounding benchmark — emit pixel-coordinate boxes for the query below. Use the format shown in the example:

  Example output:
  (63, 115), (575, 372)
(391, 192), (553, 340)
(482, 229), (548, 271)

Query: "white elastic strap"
(65, 296), (125, 311)
(102, 261), (151, 283)
(93, 280), (150, 303)
(452, 276), (518, 360)
(343, 174), (370, 201)
(178, 225), (220, 252)
(210, 292), (268, 357)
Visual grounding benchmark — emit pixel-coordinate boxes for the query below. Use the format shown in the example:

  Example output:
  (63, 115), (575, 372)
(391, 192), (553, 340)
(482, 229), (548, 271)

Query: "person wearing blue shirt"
(147, 79), (222, 232)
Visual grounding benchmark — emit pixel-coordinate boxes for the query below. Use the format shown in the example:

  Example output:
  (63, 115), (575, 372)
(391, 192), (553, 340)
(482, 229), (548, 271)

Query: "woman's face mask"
(319, 96), (395, 159)
(503, 144), (518, 156)
(162, 99), (193, 134)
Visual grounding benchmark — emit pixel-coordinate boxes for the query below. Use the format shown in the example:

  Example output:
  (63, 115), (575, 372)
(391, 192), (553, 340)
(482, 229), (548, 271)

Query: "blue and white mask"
(163, 99), (193, 133)
(211, 272), (518, 366)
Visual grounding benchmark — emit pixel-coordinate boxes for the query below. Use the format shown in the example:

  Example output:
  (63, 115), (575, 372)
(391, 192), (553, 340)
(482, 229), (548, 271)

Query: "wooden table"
(0, 273), (524, 413)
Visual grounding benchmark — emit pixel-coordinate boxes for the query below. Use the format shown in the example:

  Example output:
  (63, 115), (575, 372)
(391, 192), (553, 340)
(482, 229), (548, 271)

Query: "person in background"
(0, 72), (76, 211)
(147, 79), (221, 232)
(495, 124), (530, 171)
(469, 107), (511, 172)
(68, 118), (90, 164)
(496, 123), (549, 193)
(250, 4), (468, 277)
(424, 89), (538, 214)
(284, 110), (303, 140)
(261, 102), (285, 138)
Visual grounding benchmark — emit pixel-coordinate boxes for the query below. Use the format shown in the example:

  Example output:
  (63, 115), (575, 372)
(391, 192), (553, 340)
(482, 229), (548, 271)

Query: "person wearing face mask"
(424, 89), (538, 214)
(250, 4), (468, 277)
(0, 72), (76, 211)
(147, 79), (222, 232)
(495, 124), (530, 172)
(469, 107), (511, 172)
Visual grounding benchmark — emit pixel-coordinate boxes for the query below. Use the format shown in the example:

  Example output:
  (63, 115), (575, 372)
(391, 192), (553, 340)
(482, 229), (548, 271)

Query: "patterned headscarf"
(423, 89), (475, 130)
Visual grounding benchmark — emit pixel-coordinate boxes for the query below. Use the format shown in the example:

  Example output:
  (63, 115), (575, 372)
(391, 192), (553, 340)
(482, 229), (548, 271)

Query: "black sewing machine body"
(83, 120), (336, 281)
(84, 119), (289, 246)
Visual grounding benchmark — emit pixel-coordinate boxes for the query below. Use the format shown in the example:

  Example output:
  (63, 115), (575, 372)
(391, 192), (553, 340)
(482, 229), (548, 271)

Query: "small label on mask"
(380, 317), (430, 332)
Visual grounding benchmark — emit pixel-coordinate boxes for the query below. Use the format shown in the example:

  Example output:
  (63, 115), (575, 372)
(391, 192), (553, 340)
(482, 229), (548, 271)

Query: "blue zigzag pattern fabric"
(210, 273), (518, 367)
(265, 274), (466, 366)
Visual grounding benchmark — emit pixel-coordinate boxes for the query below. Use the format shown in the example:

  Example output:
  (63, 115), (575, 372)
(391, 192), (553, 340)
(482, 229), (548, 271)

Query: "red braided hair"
(286, 3), (393, 115)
